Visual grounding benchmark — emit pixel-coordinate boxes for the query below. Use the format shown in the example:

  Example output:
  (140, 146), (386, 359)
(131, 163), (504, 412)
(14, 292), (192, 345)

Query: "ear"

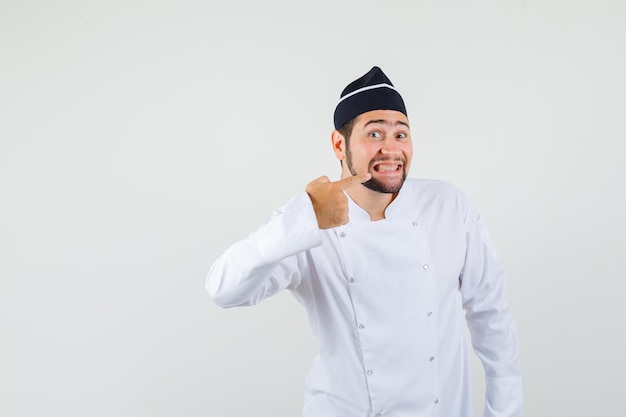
(331, 130), (346, 160)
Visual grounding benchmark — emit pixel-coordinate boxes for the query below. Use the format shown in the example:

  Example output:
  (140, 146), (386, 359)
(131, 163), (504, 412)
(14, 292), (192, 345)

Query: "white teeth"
(377, 165), (398, 172)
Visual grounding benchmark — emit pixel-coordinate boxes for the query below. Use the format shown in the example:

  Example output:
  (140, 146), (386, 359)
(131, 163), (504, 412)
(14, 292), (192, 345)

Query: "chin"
(362, 177), (405, 194)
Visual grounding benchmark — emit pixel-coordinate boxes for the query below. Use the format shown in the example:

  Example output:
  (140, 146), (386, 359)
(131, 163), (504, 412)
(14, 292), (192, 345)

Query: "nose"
(380, 138), (401, 155)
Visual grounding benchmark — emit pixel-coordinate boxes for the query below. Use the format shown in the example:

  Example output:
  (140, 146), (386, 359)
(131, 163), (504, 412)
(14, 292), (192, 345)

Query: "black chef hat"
(333, 66), (407, 130)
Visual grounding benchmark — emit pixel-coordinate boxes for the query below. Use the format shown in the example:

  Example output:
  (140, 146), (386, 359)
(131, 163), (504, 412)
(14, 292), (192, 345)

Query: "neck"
(344, 179), (397, 221)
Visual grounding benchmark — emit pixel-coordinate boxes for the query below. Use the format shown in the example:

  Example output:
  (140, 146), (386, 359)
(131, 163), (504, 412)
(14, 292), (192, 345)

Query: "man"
(207, 66), (523, 417)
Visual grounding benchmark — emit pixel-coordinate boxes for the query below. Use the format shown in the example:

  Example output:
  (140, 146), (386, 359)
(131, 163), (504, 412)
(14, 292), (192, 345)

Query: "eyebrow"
(363, 119), (410, 129)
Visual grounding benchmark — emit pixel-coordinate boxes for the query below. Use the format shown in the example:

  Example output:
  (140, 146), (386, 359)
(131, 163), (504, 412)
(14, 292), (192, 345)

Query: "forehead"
(354, 110), (410, 128)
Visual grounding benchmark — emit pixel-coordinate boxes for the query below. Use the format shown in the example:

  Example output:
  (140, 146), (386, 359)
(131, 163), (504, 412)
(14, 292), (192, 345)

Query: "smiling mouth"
(373, 163), (402, 172)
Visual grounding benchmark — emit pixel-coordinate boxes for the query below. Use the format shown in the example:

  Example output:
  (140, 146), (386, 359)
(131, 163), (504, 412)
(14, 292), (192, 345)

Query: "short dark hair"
(338, 117), (356, 144)
(337, 117), (356, 168)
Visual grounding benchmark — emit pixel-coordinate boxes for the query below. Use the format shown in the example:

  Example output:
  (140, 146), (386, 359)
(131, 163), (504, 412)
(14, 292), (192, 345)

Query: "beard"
(345, 147), (407, 194)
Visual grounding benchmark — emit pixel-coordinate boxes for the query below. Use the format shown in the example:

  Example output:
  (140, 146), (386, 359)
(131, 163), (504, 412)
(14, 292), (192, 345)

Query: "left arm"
(460, 207), (523, 417)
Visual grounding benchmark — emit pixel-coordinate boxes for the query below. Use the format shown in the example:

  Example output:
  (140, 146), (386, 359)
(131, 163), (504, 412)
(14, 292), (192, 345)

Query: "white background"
(1, 1), (625, 416)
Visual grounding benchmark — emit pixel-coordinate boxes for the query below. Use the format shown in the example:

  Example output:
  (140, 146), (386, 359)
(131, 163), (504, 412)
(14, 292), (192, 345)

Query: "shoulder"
(398, 178), (474, 220)
(401, 178), (469, 202)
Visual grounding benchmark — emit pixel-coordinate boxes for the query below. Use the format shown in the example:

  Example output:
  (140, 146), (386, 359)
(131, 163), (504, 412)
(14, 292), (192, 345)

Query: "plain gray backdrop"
(1, 0), (625, 416)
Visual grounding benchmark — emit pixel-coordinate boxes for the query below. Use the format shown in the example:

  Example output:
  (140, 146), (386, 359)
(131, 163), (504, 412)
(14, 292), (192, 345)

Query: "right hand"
(305, 173), (371, 229)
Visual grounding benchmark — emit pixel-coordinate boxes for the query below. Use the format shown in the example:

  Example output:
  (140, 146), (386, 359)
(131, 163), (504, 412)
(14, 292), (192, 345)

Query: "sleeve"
(206, 191), (323, 308)
(460, 204), (523, 417)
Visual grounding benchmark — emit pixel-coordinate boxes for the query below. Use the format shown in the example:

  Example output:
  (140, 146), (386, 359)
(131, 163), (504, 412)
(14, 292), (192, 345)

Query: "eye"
(397, 132), (407, 139)
(368, 131), (382, 139)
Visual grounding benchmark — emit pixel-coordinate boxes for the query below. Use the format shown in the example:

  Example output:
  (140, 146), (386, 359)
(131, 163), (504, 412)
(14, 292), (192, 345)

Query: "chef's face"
(341, 110), (413, 194)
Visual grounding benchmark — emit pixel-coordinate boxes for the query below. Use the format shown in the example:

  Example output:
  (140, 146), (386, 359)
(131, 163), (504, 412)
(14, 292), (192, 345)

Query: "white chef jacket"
(207, 178), (522, 417)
